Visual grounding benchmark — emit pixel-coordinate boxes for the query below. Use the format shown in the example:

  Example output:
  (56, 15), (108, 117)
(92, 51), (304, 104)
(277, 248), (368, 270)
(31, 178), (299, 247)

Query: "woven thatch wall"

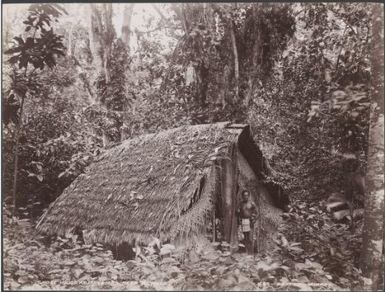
(37, 123), (241, 245)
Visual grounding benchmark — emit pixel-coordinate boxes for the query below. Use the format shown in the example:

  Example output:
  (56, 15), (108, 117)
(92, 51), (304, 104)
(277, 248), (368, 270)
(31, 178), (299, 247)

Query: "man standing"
(237, 190), (258, 254)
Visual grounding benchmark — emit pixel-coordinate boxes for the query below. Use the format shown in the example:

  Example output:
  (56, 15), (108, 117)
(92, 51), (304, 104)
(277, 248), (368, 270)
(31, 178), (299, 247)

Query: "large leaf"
(8, 55), (20, 65)
(13, 36), (25, 46)
(4, 47), (22, 55)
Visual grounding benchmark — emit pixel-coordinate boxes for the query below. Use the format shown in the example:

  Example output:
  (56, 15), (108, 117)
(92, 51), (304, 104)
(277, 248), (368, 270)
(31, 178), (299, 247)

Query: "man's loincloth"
(241, 218), (251, 232)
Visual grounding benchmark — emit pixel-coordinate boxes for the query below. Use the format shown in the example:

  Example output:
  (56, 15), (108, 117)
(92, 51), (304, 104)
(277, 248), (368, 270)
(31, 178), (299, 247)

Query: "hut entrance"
(211, 144), (241, 251)
(110, 242), (136, 260)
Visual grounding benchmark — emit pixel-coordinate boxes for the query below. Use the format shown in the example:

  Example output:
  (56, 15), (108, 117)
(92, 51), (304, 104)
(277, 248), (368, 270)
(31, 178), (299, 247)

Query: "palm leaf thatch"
(37, 122), (245, 245)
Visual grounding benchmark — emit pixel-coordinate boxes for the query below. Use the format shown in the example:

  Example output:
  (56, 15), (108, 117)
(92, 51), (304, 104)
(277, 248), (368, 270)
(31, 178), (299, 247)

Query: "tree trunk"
(245, 76), (254, 106)
(89, 3), (115, 148)
(89, 4), (105, 77)
(102, 3), (114, 84)
(11, 94), (25, 217)
(67, 20), (94, 103)
(71, 56), (94, 103)
(102, 130), (109, 149)
(121, 4), (134, 49)
(173, 4), (188, 33)
(67, 23), (73, 56)
(360, 4), (384, 291)
(248, 3), (268, 82)
(196, 63), (209, 106)
(229, 20), (239, 101)
(219, 64), (231, 108)
(89, 4), (114, 83)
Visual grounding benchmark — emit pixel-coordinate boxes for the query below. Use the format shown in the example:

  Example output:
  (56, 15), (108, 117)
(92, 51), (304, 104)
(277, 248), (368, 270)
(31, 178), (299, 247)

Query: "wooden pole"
(11, 94), (25, 218)
(251, 220), (255, 256)
(212, 208), (216, 242)
(230, 145), (240, 252)
(256, 191), (261, 255)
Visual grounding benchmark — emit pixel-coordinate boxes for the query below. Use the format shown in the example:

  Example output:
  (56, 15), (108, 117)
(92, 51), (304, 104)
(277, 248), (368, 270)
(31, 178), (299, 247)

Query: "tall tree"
(360, 4), (384, 290)
(87, 4), (133, 147)
(121, 4), (135, 50)
(160, 3), (294, 125)
(4, 4), (66, 216)
(89, 3), (115, 85)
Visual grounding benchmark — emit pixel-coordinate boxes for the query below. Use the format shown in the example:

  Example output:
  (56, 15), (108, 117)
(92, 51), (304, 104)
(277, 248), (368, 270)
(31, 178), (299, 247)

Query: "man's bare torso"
(239, 200), (256, 218)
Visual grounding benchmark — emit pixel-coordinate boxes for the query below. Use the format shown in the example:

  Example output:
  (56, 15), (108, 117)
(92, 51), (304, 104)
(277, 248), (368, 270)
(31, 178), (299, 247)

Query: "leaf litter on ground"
(3, 200), (371, 291)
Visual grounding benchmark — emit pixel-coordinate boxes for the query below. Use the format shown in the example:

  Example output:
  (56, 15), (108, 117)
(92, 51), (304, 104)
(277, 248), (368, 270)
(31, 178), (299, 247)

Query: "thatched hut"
(37, 122), (289, 252)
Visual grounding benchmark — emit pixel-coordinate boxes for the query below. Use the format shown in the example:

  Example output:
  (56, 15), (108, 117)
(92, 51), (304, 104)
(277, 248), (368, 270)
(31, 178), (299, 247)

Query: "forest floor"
(3, 201), (373, 291)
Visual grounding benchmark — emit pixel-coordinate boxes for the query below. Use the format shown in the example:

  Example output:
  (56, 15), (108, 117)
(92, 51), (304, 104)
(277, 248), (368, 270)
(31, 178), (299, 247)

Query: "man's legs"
(243, 232), (252, 253)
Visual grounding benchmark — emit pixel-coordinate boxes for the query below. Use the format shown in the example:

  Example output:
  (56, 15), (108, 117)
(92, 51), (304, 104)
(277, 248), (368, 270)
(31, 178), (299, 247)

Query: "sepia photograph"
(1, 2), (384, 291)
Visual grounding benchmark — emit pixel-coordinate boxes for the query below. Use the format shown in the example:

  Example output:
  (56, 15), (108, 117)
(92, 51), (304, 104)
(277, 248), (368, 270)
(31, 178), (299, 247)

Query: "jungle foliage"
(2, 3), (383, 290)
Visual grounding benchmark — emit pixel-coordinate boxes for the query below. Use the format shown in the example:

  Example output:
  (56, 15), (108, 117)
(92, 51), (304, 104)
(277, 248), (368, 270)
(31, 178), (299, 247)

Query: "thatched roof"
(37, 122), (257, 245)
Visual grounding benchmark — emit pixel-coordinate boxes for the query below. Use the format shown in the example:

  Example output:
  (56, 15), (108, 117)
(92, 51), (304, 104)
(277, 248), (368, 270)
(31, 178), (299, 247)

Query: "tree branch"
(133, 25), (176, 35)
(151, 4), (169, 23)
(335, 25), (348, 72)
